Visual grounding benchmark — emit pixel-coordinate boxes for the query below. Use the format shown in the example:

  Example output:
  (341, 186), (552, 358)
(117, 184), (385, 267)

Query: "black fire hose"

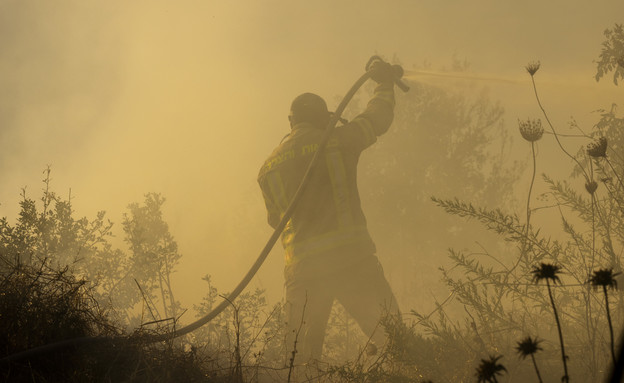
(1, 62), (409, 364)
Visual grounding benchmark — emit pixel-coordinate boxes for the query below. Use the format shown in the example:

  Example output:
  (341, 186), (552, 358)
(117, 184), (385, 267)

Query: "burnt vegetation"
(2, 23), (624, 382)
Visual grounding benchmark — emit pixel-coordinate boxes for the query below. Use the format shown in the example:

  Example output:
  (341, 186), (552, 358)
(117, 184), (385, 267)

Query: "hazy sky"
(1, 0), (623, 315)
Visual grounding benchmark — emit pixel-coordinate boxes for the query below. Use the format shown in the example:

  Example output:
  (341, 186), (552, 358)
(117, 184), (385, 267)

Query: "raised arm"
(332, 79), (395, 152)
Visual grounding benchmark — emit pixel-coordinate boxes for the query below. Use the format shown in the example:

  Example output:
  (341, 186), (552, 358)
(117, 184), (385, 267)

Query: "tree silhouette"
(123, 192), (182, 322)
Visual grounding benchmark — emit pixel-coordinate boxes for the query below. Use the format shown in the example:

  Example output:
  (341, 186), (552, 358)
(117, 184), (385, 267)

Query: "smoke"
(0, 2), (123, 205)
(404, 69), (524, 84)
(1, 0), (623, 324)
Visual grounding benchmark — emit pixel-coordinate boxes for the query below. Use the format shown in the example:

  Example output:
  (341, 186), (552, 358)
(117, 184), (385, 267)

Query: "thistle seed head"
(587, 136), (608, 158)
(518, 118), (544, 142)
(476, 355), (507, 383)
(515, 336), (543, 359)
(525, 61), (541, 76)
(531, 262), (562, 284)
(589, 268), (620, 290)
(585, 180), (598, 194)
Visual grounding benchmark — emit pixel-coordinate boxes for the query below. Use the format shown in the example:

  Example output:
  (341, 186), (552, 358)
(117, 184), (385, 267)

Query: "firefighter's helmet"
(289, 93), (330, 127)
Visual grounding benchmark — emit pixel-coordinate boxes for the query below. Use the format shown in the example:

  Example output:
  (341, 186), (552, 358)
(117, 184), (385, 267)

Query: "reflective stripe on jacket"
(258, 82), (395, 269)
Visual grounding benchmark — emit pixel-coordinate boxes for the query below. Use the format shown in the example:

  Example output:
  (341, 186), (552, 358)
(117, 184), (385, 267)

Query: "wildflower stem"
(525, 141), (537, 248)
(506, 141), (537, 280)
(511, 141), (538, 276)
(530, 76), (589, 181)
(530, 353), (544, 383)
(589, 191), (598, 373)
(546, 279), (569, 382)
(590, 160), (596, 271)
(604, 285), (616, 366)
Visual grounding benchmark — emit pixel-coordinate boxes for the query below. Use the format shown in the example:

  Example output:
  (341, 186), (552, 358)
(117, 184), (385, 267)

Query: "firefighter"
(257, 58), (399, 361)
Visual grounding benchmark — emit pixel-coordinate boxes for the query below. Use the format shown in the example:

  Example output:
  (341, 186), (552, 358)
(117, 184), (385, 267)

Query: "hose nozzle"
(391, 64), (409, 92)
(365, 55), (410, 92)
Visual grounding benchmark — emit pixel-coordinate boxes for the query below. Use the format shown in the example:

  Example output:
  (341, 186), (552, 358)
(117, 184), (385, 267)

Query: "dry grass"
(0, 258), (217, 382)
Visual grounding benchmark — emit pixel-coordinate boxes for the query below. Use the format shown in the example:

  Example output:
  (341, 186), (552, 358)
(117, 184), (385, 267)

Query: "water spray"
(403, 69), (523, 84)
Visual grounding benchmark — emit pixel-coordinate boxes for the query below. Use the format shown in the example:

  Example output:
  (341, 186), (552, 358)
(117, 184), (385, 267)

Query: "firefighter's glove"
(366, 56), (395, 84)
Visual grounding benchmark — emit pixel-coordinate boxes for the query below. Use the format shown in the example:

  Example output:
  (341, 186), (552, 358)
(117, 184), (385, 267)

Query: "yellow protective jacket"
(258, 83), (395, 279)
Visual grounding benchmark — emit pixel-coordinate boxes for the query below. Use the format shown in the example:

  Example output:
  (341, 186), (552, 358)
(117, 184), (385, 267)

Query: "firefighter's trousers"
(284, 252), (398, 362)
